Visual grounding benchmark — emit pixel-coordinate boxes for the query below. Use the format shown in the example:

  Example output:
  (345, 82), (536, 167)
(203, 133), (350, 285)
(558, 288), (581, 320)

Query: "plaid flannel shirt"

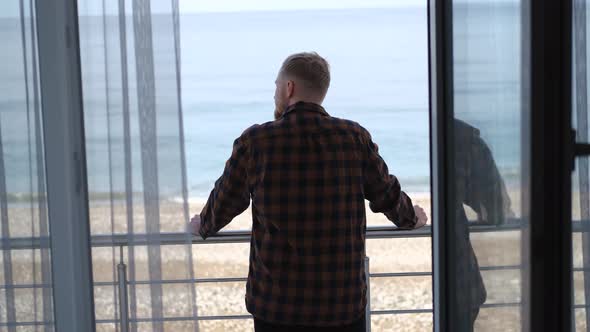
(199, 101), (417, 326)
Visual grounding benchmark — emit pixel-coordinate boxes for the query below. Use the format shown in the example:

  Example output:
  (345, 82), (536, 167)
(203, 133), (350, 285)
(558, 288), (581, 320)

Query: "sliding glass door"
(432, 0), (574, 331)
(450, 1), (525, 330)
(430, 0), (531, 330)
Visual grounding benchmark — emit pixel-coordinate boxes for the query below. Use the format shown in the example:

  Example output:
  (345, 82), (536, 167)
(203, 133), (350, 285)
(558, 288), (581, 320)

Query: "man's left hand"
(189, 214), (202, 236)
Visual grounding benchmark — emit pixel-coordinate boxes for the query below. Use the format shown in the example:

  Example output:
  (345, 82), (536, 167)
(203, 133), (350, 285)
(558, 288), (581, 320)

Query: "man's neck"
(287, 98), (322, 107)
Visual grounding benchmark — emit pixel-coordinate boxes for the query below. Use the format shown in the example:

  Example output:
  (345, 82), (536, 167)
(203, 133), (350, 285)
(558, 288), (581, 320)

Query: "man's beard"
(274, 103), (285, 120)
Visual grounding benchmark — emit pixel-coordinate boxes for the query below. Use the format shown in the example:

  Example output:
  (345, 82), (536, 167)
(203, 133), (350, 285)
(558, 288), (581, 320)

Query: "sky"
(178, 0), (425, 13)
(0, 0), (522, 17)
(0, 0), (521, 17)
(0, 1), (425, 18)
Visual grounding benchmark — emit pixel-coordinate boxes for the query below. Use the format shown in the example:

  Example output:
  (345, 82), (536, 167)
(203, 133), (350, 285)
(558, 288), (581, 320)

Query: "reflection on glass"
(452, 1), (525, 330)
(452, 119), (513, 330)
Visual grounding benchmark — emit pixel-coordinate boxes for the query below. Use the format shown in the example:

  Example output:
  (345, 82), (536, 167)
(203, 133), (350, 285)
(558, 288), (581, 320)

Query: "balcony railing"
(0, 220), (537, 330)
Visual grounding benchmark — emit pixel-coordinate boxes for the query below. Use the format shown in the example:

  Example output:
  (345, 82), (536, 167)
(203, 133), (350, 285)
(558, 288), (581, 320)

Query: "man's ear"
(287, 80), (295, 98)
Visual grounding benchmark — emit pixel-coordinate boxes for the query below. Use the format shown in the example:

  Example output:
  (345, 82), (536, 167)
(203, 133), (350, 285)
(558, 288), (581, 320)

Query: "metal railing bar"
(93, 277), (248, 287)
(128, 277), (248, 285)
(1, 221), (539, 250)
(93, 301), (524, 325)
(479, 265), (522, 271)
(0, 236), (50, 250)
(178, 314), (250, 321)
(15, 217), (590, 251)
(573, 303), (590, 307)
(91, 279), (222, 287)
(118, 248), (130, 332)
(90, 226), (433, 247)
(371, 309), (432, 315)
(371, 272), (432, 278)
(0, 227), (423, 250)
(2, 263), (524, 289)
(183, 277), (248, 283)
(480, 302), (521, 308)
(0, 283), (52, 289)
(0, 217), (536, 251)
(0, 219), (547, 251)
(370, 302), (522, 317)
(95, 314), (253, 324)
(0, 321), (54, 327)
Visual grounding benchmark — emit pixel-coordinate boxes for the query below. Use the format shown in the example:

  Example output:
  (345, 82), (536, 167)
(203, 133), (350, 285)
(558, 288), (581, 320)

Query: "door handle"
(575, 143), (590, 156)
(574, 129), (590, 156)
(572, 129), (590, 171)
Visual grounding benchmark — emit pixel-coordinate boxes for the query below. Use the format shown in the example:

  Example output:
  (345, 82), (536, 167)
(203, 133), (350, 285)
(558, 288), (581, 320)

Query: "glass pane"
(451, 1), (525, 330)
(0, 0), (54, 329)
(573, 1), (590, 331)
(79, 0), (431, 330)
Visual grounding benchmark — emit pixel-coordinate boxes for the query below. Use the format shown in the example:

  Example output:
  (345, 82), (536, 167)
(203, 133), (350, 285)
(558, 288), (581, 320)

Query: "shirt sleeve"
(198, 134), (251, 239)
(362, 133), (417, 229)
(465, 134), (511, 225)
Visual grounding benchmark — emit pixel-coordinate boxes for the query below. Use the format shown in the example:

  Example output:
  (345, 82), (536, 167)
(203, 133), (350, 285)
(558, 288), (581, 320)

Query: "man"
(189, 52), (427, 332)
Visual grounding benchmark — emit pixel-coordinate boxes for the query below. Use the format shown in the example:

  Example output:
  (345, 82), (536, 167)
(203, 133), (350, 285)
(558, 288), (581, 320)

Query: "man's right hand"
(413, 205), (428, 229)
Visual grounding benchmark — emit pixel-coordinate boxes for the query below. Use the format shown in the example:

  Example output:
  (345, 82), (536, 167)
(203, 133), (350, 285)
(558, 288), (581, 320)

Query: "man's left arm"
(467, 135), (512, 225)
(196, 134), (251, 240)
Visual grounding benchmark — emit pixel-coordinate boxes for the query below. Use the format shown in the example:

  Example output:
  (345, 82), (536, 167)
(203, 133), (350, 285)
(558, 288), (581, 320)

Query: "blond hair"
(279, 52), (331, 97)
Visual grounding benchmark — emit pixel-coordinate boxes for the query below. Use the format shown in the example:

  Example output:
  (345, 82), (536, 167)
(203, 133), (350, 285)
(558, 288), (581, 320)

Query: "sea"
(0, 4), (522, 201)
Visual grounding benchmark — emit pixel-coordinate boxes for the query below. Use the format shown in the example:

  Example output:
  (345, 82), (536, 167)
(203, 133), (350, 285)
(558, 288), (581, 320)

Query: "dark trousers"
(254, 313), (366, 332)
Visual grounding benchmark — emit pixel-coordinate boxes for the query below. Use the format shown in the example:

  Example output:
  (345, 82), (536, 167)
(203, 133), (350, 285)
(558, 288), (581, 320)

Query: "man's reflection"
(453, 119), (513, 330)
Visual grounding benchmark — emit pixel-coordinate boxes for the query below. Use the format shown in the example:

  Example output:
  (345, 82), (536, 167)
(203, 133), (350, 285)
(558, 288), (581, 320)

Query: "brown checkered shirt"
(199, 101), (417, 326)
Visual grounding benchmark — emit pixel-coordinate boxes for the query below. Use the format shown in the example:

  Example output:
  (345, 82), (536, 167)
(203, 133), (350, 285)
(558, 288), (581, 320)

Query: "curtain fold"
(0, 0), (54, 330)
(79, 0), (197, 330)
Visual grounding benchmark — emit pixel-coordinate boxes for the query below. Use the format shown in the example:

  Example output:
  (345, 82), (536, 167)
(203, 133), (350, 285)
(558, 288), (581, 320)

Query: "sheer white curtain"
(78, 0), (197, 330)
(0, 0), (54, 330)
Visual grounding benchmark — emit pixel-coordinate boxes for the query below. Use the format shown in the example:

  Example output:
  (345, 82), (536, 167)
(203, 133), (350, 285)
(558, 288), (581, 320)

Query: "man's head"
(274, 52), (331, 120)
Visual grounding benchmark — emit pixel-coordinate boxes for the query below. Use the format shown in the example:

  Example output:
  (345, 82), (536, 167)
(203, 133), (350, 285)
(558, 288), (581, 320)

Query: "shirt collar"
(281, 101), (330, 118)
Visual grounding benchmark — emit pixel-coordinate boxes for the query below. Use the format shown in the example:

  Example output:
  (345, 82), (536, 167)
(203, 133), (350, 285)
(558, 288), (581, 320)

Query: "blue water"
(176, 8), (430, 197)
(0, 5), (522, 200)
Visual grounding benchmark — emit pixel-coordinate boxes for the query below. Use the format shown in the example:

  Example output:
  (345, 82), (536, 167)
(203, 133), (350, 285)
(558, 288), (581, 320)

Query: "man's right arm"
(362, 132), (419, 229)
